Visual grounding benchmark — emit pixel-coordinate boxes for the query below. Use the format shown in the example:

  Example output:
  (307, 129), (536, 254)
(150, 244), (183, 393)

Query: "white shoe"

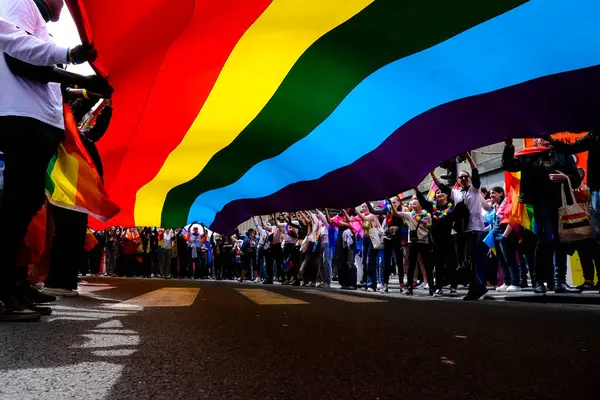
(496, 284), (509, 292)
(367, 288), (375, 292)
(41, 287), (79, 297)
(307, 282), (316, 288)
(376, 283), (383, 290)
(506, 285), (521, 292)
(424, 283), (429, 290)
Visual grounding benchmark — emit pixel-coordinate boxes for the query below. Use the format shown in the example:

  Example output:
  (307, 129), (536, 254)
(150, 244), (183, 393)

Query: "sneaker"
(376, 283), (383, 290)
(321, 283), (331, 289)
(576, 281), (596, 291)
(424, 283), (430, 290)
(433, 289), (443, 297)
(367, 288), (375, 293)
(404, 287), (413, 296)
(416, 282), (425, 289)
(41, 287), (79, 297)
(506, 285), (521, 292)
(449, 288), (458, 296)
(307, 282), (316, 288)
(496, 284), (509, 292)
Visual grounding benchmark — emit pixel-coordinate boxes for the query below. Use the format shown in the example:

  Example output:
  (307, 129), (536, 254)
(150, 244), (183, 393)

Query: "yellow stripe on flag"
(236, 288), (308, 305)
(135, 0), (375, 226)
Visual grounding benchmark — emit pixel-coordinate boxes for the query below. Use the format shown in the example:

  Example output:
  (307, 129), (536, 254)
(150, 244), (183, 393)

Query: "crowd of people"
(77, 137), (599, 303)
(1, 0), (599, 322)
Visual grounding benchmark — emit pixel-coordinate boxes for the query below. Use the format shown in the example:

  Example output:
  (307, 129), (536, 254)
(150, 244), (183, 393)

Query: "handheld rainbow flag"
(45, 105), (120, 222)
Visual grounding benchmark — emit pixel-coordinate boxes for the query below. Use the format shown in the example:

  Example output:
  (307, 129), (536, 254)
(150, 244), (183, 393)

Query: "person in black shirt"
(503, 138), (582, 294)
(415, 188), (459, 297)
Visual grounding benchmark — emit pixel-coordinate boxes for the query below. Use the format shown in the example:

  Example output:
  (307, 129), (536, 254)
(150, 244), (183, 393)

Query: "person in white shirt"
(160, 229), (174, 278)
(432, 153), (491, 300)
(0, 0), (101, 319)
(260, 214), (284, 284)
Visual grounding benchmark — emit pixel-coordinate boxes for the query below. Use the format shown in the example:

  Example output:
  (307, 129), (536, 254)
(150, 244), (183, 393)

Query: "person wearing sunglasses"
(432, 153), (491, 300)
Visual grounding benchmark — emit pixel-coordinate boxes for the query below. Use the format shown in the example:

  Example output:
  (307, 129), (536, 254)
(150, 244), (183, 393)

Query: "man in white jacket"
(0, 0), (98, 320)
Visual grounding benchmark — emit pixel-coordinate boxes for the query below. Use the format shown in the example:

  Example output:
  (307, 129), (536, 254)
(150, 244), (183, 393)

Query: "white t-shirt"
(0, 0), (64, 129)
(399, 212), (431, 244)
(450, 186), (487, 232)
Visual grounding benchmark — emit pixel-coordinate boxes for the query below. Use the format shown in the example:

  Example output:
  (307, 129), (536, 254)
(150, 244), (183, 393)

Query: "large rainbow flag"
(66, 0), (600, 232)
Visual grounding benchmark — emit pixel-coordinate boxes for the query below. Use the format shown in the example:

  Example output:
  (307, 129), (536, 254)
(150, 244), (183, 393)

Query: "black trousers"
(242, 251), (256, 279)
(383, 235), (403, 285)
(338, 246), (357, 288)
(578, 239), (600, 282)
(221, 252), (232, 279)
(170, 255), (179, 278)
(213, 255), (222, 279)
(407, 242), (434, 288)
(432, 234), (458, 290)
(193, 252), (209, 279)
(45, 207), (88, 290)
(269, 244), (283, 281)
(0, 117), (63, 291)
(283, 243), (298, 280)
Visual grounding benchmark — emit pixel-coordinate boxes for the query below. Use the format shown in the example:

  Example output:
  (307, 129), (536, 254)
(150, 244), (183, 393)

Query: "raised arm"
(502, 139), (523, 172)
(388, 198), (408, 220)
(415, 189), (434, 214)
(465, 153), (482, 190)
(550, 132), (597, 155)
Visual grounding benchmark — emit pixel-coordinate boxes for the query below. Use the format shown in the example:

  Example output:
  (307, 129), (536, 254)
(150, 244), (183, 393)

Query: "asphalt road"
(1, 277), (599, 400)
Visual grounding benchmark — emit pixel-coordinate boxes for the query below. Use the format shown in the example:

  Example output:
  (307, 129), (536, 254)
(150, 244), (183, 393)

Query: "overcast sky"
(47, 6), (94, 75)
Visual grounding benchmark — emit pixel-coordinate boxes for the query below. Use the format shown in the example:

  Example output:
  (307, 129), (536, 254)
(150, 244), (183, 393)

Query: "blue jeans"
(591, 190), (600, 242)
(376, 249), (384, 284)
(320, 242), (332, 284)
(495, 234), (520, 286)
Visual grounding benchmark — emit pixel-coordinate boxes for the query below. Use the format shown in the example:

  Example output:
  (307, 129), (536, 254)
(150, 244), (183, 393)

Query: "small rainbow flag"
(45, 105), (120, 222)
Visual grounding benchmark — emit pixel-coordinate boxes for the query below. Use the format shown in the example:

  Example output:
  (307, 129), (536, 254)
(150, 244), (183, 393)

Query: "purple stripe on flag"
(210, 66), (600, 232)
